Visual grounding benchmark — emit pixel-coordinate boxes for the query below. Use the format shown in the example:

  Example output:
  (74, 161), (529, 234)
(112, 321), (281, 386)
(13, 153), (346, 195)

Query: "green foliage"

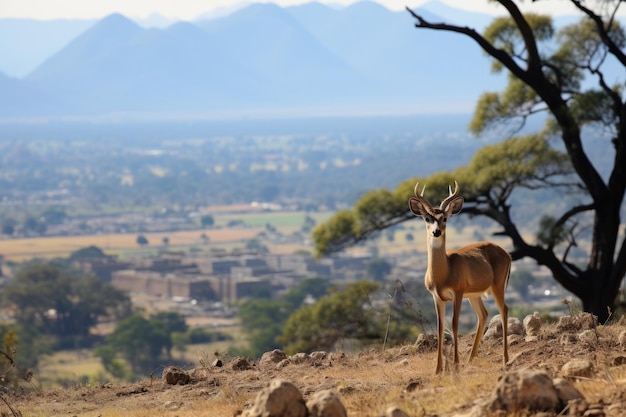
(244, 239), (269, 253)
(536, 215), (568, 248)
(301, 215), (317, 233)
(1, 218), (17, 235)
(238, 277), (332, 358)
(103, 313), (178, 376)
(554, 19), (625, 85)
(238, 299), (287, 357)
(365, 258), (392, 282)
(483, 14), (554, 73)
(185, 327), (233, 344)
(200, 214), (215, 228)
(460, 134), (571, 191)
(0, 324), (42, 388)
(279, 281), (383, 354)
(24, 215), (47, 235)
(312, 210), (358, 256)
(136, 235), (149, 246)
(68, 245), (107, 260)
(470, 78), (540, 134)
(3, 263), (131, 340)
(94, 345), (130, 380)
(313, 134), (571, 256)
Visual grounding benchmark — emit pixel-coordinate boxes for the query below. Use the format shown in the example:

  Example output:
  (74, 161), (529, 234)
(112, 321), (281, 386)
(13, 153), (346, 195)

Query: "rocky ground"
(4, 312), (626, 417)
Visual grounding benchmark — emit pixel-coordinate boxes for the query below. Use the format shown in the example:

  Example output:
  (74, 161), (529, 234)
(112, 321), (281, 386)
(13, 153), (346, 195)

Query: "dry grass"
(8, 325), (626, 417)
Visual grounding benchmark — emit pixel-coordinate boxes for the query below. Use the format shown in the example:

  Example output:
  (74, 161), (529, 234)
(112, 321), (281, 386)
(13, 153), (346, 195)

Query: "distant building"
(102, 252), (370, 303)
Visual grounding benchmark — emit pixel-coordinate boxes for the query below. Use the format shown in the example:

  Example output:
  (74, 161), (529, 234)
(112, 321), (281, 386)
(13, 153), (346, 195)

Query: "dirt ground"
(5, 315), (626, 417)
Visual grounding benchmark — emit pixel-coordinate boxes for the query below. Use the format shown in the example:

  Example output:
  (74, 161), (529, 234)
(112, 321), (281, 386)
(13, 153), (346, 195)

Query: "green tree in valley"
(200, 214), (215, 228)
(238, 277), (331, 358)
(3, 263), (131, 342)
(279, 281), (405, 354)
(102, 313), (179, 376)
(314, 1), (626, 321)
(365, 257), (392, 282)
(68, 245), (108, 261)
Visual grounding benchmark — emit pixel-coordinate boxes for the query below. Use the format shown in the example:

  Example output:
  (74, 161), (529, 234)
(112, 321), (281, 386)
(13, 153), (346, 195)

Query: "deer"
(408, 180), (511, 374)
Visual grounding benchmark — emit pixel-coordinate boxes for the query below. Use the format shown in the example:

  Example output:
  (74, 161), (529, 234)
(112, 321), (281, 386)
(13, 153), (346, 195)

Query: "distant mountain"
(1, 1), (509, 119)
(0, 18), (95, 78)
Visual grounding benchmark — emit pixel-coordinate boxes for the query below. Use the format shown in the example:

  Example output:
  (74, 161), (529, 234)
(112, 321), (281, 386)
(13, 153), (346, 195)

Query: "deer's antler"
(439, 180), (459, 210)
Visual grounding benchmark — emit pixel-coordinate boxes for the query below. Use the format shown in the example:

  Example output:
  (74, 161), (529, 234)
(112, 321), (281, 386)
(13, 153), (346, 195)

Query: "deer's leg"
(433, 294), (446, 374)
(467, 296), (488, 362)
(492, 292), (509, 365)
(451, 292), (463, 367)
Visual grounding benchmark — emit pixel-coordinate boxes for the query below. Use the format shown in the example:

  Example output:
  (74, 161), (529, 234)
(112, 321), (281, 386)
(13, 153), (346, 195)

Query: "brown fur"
(409, 181), (511, 374)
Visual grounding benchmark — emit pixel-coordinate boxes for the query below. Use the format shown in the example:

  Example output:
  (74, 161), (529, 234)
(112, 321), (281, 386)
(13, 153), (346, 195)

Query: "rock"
(487, 368), (583, 414)
(162, 366), (190, 385)
(553, 378), (584, 404)
(328, 351), (346, 363)
(277, 358), (291, 369)
(189, 367), (213, 380)
(557, 313), (597, 332)
(230, 356), (252, 371)
(242, 379), (307, 417)
(306, 390), (347, 417)
(578, 329), (597, 347)
(381, 406), (412, 417)
(484, 316), (522, 339)
(611, 356), (626, 366)
(560, 333), (578, 345)
(619, 330), (626, 349)
(260, 349), (288, 367)
(523, 312), (542, 337)
(291, 353), (309, 364)
(561, 359), (594, 379)
(309, 351), (328, 362)
(414, 334), (437, 352)
(405, 378), (422, 393)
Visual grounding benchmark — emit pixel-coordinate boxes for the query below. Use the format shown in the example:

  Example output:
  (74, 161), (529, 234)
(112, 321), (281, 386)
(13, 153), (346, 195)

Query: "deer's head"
(408, 180), (463, 246)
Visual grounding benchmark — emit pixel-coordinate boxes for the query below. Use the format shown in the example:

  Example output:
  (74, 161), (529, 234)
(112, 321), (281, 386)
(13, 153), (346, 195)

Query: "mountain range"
(0, 1), (559, 120)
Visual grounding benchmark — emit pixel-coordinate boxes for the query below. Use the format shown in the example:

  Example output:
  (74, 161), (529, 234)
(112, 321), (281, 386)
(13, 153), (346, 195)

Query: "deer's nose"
(432, 229), (442, 238)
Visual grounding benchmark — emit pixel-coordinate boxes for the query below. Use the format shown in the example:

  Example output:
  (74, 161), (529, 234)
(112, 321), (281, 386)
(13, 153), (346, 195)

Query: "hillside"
(7, 313), (626, 416)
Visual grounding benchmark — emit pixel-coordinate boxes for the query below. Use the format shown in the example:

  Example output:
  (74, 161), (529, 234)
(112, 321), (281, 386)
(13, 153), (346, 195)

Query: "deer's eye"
(424, 217), (433, 224)
(442, 217), (447, 223)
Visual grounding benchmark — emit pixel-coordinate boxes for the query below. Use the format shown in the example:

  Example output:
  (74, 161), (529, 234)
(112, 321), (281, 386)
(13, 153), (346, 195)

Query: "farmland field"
(0, 210), (334, 262)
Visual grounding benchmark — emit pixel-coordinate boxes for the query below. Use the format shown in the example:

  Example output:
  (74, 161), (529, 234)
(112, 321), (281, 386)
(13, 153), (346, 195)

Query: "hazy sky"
(0, 0), (591, 20)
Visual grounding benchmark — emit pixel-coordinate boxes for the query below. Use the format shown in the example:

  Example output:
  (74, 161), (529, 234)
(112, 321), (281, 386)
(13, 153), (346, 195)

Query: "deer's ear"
(446, 196), (464, 216)
(409, 197), (427, 217)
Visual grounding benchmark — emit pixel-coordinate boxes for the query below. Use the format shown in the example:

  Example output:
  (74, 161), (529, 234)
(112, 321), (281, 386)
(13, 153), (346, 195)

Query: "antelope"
(408, 181), (510, 374)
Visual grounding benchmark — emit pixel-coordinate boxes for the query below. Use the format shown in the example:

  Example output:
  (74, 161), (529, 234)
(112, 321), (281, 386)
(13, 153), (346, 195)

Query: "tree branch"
(571, 0), (626, 66)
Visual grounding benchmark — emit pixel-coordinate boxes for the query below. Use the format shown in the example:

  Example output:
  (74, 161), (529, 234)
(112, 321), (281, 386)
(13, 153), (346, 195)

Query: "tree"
(136, 235), (149, 246)
(238, 278), (332, 358)
(149, 311), (188, 357)
(365, 257), (392, 282)
(1, 218), (17, 235)
(313, 1), (626, 322)
(279, 281), (388, 354)
(3, 263), (131, 340)
(68, 245), (107, 261)
(104, 314), (171, 376)
(24, 216), (46, 235)
(200, 214), (215, 228)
